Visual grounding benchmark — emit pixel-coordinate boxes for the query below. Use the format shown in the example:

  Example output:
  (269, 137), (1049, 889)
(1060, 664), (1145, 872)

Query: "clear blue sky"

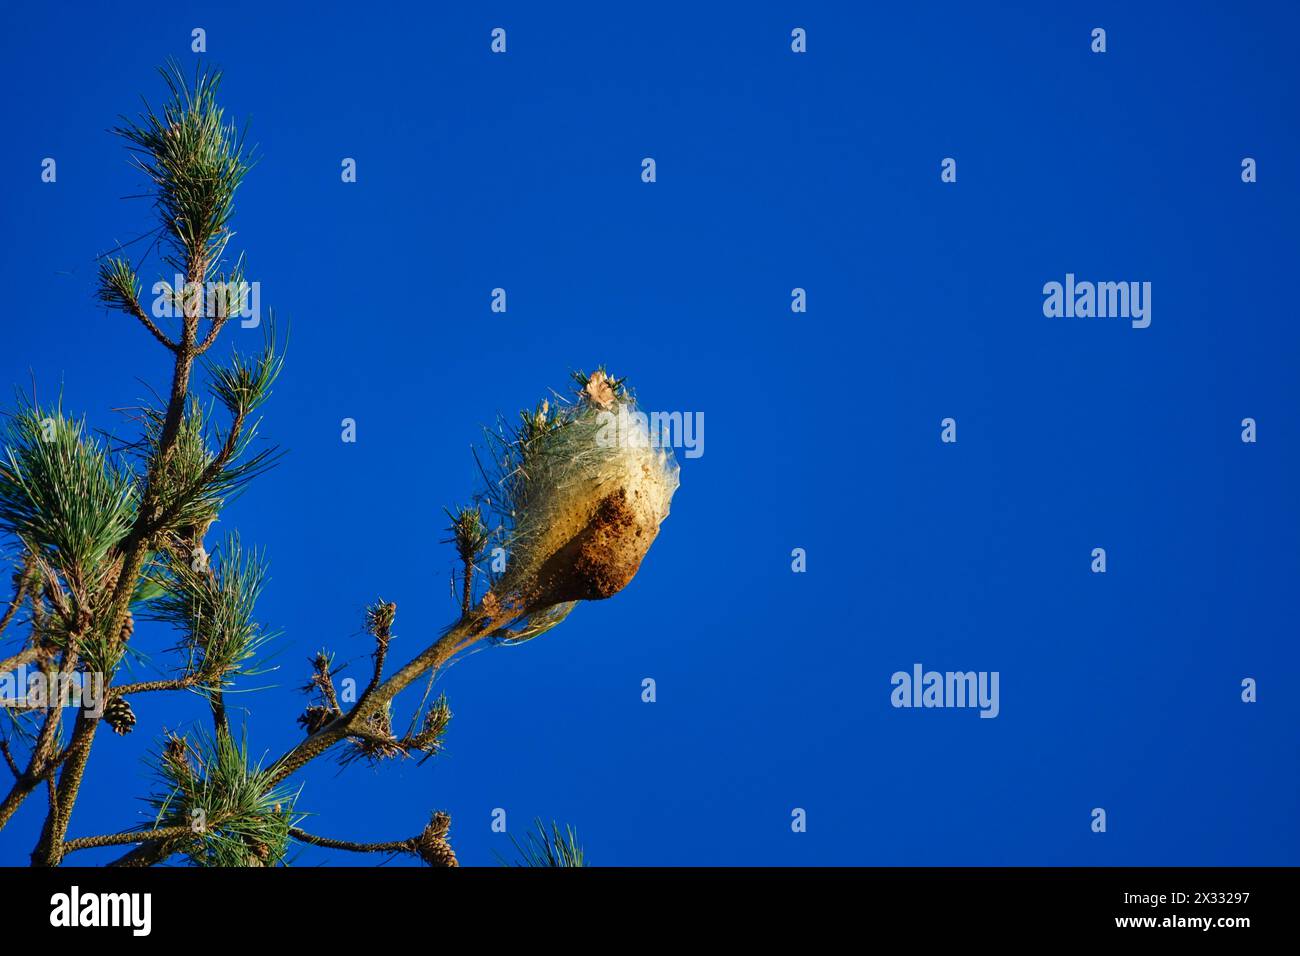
(2, 0), (1298, 865)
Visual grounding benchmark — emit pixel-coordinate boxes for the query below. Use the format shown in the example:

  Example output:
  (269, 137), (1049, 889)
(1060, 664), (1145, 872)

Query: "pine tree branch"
(110, 676), (201, 697)
(209, 691), (229, 736)
(33, 265), (207, 865)
(118, 820), (441, 865)
(138, 407), (247, 541)
(265, 617), (482, 788)
(311, 655), (341, 713)
(97, 256), (177, 351)
(287, 827), (415, 855)
(27, 67), (258, 866)
(0, 640), (78, 832)
(0, 553), (33, 639)
(0, 740), (20, 780)
(125, 299), (179, 352)
(123, 610), (495, 873)
(196, 316), (229, 355)
(370, 640), (388, 696)
(0, 775), (40, 830)
(63, 825), (193, 853)
(0, 646), (40, 677)
(97, 541), (499, 867)
(32, 637), (78, 767)
(108, 841), (170, 867)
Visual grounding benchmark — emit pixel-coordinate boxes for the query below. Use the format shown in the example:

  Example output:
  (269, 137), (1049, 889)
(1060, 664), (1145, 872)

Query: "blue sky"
(1, 0), (1298, 865)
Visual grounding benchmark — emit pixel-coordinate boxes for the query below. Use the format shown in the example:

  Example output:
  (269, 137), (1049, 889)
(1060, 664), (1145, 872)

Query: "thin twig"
(125, 299), (179, 352)
(111, 676), (201, 697)
(0, 554), (33, 639)
(0, 741), (20, 780)
(195, 315), (229, 354)
(288, 827), (414, 855)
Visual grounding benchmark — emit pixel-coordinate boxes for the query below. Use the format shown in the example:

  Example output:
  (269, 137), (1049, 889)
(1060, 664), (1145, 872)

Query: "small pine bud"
(298, 704), (333, 736)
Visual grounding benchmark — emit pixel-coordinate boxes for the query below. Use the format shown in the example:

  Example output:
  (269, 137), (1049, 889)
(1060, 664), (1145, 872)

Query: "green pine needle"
(146, 726), (299, 867)
(503, 818), (587, 867)
(0, 400), (136, 572)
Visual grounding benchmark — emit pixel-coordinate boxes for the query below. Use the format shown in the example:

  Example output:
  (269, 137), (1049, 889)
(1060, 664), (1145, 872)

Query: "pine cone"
(103, 697), (136, 736)
(415, 811), (458, 867)
(119, 611), (134, 644)
(162, 733), (192, 779)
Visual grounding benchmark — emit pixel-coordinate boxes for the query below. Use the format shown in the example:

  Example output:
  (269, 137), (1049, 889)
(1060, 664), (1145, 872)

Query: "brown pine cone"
(162, 733), (192, 778)
(415, 811), (458, 867)
(103, 696), (136, 735)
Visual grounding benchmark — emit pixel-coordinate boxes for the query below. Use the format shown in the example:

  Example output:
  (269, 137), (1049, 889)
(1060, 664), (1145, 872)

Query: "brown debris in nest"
(345, 706), (404, 763)
(525, 488), (655, 607)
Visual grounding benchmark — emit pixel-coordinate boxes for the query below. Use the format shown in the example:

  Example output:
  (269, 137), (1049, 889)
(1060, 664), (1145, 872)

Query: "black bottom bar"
(0, 866), (1281, 940)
